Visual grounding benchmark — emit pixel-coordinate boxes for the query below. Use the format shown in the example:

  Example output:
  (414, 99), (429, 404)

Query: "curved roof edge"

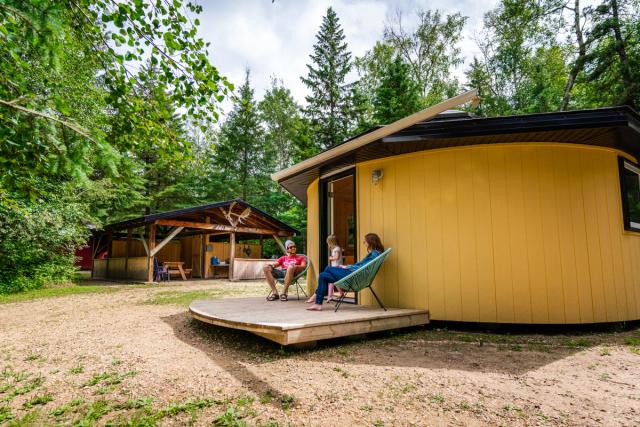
(275, 105), (640, 204)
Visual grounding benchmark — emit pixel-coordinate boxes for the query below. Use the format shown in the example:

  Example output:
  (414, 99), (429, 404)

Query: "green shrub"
(0, 190), (90, 294)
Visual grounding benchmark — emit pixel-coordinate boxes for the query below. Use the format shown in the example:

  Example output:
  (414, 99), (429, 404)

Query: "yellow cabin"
(273, 96), (640, 324)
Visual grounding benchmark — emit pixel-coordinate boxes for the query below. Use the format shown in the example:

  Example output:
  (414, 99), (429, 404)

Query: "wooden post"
(106, 232), (113, 279)
(90, 235), (96, 278)
(125, 228), (132, 277)
(202, 216), (210, 278)
(272, 234), (287, 254)
(107, 232), (113, 258)
(147, 224), (156, 282)
(229, 232), (236, 281)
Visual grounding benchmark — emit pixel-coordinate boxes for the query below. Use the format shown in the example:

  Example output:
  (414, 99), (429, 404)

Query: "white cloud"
(195, 0), (499, 114)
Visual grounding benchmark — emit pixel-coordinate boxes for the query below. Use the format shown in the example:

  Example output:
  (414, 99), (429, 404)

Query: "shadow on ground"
(157, 310), (637, 398)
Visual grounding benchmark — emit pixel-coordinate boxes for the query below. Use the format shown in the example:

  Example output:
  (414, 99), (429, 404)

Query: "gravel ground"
(0, 280), (639, 426)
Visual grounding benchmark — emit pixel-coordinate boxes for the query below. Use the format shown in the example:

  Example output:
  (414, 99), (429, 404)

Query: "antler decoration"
(219, 202), (252, 227)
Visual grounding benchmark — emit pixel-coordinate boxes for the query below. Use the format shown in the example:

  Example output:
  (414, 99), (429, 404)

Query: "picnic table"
(163, 261), (190, 280)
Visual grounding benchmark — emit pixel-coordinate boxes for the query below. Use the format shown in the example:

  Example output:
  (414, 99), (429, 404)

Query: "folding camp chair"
(153, 258), (170, 282)
(332, 248), (392, 312)
(266, 255), (311, 300)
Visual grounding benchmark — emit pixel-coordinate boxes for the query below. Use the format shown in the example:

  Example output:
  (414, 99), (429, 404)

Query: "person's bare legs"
(262, 265), (278, 296)
(282, 265), (304, 296)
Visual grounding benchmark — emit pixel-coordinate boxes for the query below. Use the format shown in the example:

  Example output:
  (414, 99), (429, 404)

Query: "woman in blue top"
(306, 233), (384, 311)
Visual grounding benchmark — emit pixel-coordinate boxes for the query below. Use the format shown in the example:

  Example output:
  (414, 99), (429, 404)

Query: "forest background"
(0, 0), (638, 293)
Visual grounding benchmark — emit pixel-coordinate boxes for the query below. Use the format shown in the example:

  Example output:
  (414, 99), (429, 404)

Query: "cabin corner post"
(147, 224), (156, 282)
(125, 228), (132, 277)
(90, 234), (96, 278)
(229, 232), (236, 281)
(202, 216), (210, 279)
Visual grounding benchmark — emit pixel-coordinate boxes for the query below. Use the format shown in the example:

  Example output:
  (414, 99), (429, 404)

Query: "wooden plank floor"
(189, 297), (429, 345)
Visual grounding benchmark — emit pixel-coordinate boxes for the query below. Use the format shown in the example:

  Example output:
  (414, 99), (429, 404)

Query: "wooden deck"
(189, 297), (429, 345)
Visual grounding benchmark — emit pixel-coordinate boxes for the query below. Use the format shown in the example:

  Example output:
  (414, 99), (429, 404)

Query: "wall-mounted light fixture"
(372, 169), (384, 185)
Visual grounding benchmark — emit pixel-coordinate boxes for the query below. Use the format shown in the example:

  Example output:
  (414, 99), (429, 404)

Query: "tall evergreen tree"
(259, 79), (315, 171)
(214, 70), (267, 203)
(373, 56), (422, 124)
(301, 7), (354, 149)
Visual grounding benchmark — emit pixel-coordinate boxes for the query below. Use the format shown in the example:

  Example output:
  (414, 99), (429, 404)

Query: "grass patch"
(259, 390), (274, 404)
(624, 337), (640, 346)
(333, 367), (349, 378)
(145, 289), (236, 306)
(23, 353), (42, 362)
(566, 338), (593, 348)
(236, 395), (255, 407)
(69, 365), (84, 374)
(502, 404), (524, 415)
(3, 375), (45, 401)
(73, 399), (112, 425)
(0, 284), (151, 304)
(50, 397), (84, 417)
(23, 394), (53, 409)
(83, 370), (136, 387)
(0, 406), (13, 423)
(214, 405), (247, 426)
(280, 394), (295, 410)
(430, 394), (445, 404)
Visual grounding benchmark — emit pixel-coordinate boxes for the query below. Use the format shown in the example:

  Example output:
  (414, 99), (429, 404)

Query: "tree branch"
(0, 99), (97, 144)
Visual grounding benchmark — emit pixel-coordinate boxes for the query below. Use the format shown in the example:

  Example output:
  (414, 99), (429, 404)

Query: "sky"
(195, 0), (499, 113)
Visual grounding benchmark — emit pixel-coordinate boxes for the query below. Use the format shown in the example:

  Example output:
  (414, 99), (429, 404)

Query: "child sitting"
(327, 234), (344, 301)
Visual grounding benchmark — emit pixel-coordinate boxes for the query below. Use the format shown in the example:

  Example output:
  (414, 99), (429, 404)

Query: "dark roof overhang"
(277, 106), (640, 204)
(100, 199), (299, 238)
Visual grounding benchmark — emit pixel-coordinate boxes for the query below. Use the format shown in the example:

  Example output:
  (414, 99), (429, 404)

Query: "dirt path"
(1, 280), (639, 426)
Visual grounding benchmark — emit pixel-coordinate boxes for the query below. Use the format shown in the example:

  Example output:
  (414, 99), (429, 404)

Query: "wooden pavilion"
(91, 199), (298, 282)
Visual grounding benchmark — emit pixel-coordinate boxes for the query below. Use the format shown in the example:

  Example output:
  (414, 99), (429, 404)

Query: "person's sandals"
(280, 293), (288, 301)
(266, 293), (279, 301)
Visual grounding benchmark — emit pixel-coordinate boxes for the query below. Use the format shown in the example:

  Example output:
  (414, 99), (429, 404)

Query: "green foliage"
(373, 56), (422, 124)
(0, 187), (90, 293)
(0, 1), (233, 292)
(259, 79), (317, 170)
(301, 7), (354, 149)
(215, 71), (268, 202)
(468, 0), (639, 114)
(213, 405), (247, 427)
(353, 41), (396, 131)
(384, 9), (467, 104)
(579, 0), (640, 109)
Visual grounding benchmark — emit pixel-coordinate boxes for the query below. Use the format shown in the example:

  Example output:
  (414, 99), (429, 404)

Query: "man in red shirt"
(264, 240), (307, 301)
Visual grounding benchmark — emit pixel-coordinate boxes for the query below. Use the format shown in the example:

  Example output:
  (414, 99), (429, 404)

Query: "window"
(620, 159), (640, 231)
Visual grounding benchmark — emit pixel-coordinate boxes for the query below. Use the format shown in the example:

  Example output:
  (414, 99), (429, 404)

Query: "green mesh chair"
(267, 255), (311, 300)
(332, 248), (392, 312)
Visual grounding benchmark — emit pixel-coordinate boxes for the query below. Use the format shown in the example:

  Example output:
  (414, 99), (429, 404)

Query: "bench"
(163, 261), (192, 280)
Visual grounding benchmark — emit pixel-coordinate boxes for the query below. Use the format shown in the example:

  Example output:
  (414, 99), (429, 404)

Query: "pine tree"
(373, 56), (422, 124)
(301, 7), (354, 149)
(214, 70), (267, 202)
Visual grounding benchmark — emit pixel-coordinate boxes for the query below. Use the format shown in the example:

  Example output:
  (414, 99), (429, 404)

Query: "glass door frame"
(319, 168), (357, 301)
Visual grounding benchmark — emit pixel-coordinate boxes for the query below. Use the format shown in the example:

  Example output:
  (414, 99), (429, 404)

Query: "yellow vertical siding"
(355, 143), (640, 323)
(306, 178), (319, 293)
